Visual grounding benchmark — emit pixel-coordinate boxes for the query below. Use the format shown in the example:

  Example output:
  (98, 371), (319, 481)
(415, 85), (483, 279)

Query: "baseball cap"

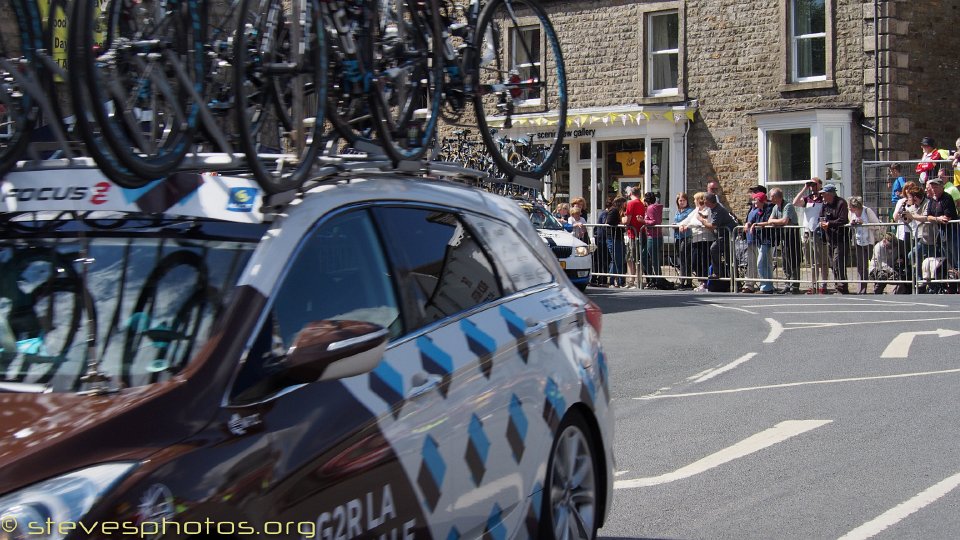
(821, 184), (838, 193)
(927, 176), (944, 185)
(747, 185), (768, 194)
(750, 192), (767, 202)
(921, 136), (936, 147)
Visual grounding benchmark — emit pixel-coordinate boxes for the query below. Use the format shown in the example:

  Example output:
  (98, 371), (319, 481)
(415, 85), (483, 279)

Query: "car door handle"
(524, 317), (546, 337)
(406, 373), (443, 399)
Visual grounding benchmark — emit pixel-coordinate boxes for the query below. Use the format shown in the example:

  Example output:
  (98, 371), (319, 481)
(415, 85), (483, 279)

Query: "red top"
(623, 198), (646, 239)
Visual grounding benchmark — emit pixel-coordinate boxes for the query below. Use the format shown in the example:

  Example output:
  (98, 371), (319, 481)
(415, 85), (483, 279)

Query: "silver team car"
(0, 168), (613, 539)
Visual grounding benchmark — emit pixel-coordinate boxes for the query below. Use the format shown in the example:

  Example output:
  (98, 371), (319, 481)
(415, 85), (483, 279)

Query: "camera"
(806, 181), (816, 188)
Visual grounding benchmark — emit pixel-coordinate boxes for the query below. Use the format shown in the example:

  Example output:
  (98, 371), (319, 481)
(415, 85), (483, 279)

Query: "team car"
(515, 200), (594, 291)
(0, 166), (613, 539)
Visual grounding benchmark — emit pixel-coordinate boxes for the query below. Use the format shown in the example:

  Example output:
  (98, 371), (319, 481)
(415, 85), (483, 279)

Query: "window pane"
(651, 53), (679, 91)
(766, 128), (811, 182)
(824, 126), (842, 184)
(231, 210), (399, 403)
(796, 36), (826, 79)
(464, 215), (553, 291)
(649, 12), (679, 92)
(793, 0), (825, 36)
(511, 26), (541, 101)
(375, 207), (503, 328)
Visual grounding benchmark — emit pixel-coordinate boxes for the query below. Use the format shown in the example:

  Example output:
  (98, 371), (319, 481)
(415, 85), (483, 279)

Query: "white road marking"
(710, 303), (757, 315)
(838, 471), (960, 540)
(764, 318), (784, 343)
(687, 368), (716, 381)
(614, 420), (832, 489)
(692, 353), (757, 383)
(634, 368), (960, 400)
(774, 310), (952, 314)
(614, 470), (630, 477)
(746, 303), (884, 308)
(781, 317), (960, 330)
(880, 329), (960, 358)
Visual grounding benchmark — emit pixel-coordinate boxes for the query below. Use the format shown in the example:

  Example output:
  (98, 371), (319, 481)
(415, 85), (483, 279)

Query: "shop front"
(489, 105), (697, 223)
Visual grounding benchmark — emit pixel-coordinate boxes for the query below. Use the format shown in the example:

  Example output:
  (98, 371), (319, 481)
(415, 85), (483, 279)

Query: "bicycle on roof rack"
(1, 0), (566, 194)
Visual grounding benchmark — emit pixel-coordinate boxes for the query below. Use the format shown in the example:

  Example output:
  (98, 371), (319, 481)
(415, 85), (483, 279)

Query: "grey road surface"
(592, 290), (960, 540)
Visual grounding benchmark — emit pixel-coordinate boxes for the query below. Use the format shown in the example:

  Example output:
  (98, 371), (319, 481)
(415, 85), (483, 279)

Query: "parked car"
(0, 168), (613, 539)
(515, 199), (595, 291)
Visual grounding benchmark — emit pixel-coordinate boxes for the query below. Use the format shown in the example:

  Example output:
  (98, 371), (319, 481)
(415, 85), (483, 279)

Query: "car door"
(226, 207), (432, 539)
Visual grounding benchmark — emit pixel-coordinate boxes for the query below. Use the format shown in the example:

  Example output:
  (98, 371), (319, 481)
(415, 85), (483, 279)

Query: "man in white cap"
(818, 184), (850, 294)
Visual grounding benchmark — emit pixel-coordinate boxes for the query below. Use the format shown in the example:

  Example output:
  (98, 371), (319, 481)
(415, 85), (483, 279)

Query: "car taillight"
(585, 299), (602, 335)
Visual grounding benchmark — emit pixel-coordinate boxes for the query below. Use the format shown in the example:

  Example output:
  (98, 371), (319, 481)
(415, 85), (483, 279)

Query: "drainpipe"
(874, 0), (880, 161)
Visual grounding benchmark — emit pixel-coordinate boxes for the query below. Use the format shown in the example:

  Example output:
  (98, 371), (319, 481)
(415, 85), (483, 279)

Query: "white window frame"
(510, 25), (542, 106)
(647, 11), (679, 97)
(756, 109), (852, 195)
(790, 0), (827, 83)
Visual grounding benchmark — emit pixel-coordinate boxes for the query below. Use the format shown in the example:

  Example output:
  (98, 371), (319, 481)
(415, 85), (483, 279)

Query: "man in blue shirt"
(889, 163), (906, 205)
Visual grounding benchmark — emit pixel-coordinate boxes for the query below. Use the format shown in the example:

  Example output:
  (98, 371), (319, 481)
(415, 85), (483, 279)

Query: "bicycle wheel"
(233, 0), (328, 194)
(0, 0), (40, 177)
(324, 0), (379, 146)
(67, 0), (155, 187)
(472, 0), (566, 180)
(72, 0), (206, 180)
(366, 0), (443, 163)
(22, 278), (95, 387)
(121, 250), (212, 386)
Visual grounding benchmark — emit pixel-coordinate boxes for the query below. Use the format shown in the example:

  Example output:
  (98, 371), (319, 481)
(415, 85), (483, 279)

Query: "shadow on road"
(586, 289), (704, 316)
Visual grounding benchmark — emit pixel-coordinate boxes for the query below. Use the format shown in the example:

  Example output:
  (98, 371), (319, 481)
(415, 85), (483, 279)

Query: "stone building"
(491, 0), (960, 220)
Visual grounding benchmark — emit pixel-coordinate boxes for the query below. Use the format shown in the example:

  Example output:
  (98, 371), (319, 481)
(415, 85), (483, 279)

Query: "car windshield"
(519, 202), (565, 231)
(0, 213), (265, 393)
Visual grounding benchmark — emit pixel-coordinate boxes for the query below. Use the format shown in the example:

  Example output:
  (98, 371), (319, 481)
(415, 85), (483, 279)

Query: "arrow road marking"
(880, 328), (960, 358)
(839, 470), (960, 540)
(614, 420), (832, 490)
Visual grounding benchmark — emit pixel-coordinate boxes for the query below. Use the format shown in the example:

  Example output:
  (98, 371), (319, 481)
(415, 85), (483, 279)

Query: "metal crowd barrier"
(585, 221), (960, 294)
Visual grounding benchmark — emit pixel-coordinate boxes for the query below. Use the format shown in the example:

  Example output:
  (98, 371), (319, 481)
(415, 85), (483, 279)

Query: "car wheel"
(540, 412), (599, 540)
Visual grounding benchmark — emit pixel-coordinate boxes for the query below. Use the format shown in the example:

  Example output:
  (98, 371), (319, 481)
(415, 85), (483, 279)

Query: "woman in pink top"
(642, 192), (670, 289)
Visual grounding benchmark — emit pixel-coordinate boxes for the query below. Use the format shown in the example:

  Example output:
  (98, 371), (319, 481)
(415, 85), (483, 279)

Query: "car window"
(372, 207), (502, 330)
(230, 210), (399, 403)
(463, 214), (555, 292)
(517, 201), (565, 230)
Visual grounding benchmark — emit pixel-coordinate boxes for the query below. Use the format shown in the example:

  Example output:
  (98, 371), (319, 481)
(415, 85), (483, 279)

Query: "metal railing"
(586, 220), (960, 294)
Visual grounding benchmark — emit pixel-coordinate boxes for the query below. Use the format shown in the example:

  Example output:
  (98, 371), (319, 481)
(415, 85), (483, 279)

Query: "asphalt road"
(591, 289), (960, 540)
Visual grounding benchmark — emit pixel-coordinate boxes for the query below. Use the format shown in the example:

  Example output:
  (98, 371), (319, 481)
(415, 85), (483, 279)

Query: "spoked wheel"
(234, 0), (328, 194)
(540, 412), (599, 540)
(0, 2), (39, 177)
(71, 0), (206, 181)
(324, 0), (379, 148)
(473, 0), (566, 180)
(367, 0), (443, 164)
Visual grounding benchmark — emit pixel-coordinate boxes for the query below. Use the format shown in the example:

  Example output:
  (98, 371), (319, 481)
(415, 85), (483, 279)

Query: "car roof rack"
(2, 151), (540, 224)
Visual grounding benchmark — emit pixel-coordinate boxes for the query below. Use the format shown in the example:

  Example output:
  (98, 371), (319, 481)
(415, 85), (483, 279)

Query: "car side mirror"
(285, 320), (388, 383)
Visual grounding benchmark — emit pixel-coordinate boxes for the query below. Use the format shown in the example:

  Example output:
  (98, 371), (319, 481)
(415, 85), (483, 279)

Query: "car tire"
(539, 411), (600, 540)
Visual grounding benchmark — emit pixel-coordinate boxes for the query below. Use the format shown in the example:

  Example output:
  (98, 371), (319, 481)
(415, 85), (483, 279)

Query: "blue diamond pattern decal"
(370, 361), (403, 418)
(461, 319), (496, 378)
(579, 363), (596, 407)
(446, 527), (460, 540)
(484, 503), (507, 540)
(417, 436), (445, 512)
(525, 482), (543, 538)
(417, 335), (453, 397)
(597, 350), (610, 401)
(499, 306), (530, 363)
(543, 378), (566, 433)
(465, 414), (490, 486)
(506, 394), (528, 463)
